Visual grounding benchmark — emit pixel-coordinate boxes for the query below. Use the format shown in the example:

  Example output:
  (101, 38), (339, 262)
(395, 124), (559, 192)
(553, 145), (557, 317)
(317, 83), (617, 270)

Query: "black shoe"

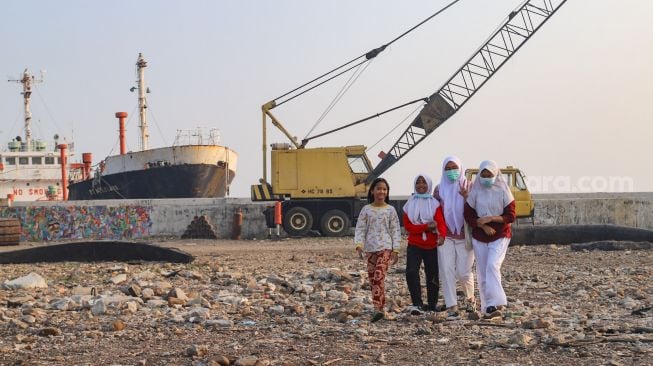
(422, 304), (437, 312)
(371, 311), (385, 322)
(408, 306), (423, 316)
(486, 306), (497, 314)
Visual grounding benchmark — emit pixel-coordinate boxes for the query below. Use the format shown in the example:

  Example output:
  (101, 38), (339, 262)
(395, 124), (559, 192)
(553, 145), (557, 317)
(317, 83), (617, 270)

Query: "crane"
(252, 0), (567, 237)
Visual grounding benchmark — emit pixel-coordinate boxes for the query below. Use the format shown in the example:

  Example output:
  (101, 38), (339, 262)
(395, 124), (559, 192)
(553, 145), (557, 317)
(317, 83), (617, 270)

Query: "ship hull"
(68, 164), (235, 200)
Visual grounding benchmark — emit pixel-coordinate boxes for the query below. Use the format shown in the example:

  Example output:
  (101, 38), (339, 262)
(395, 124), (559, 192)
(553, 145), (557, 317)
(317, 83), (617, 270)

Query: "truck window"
(503, 173), (513, 187)
(348, 156), (370, 174)
(516, 171), (528, 190)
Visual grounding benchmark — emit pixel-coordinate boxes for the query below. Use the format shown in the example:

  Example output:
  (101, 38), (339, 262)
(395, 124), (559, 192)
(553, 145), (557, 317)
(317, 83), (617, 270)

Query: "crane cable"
(272, 0), (463, 109)
(365, 103), (423, 154)
(304, 60), (373, 139)
(303, 0), (463, 139)
(347, 102), (423, 167)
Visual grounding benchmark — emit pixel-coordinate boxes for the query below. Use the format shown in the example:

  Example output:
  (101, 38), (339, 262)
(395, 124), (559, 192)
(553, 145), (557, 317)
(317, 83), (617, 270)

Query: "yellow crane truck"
(252, 0), (566, 236)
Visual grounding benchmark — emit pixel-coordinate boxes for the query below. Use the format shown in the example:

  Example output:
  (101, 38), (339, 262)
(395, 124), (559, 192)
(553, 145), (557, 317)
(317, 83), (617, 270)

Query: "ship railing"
(173, 128), (222, 146)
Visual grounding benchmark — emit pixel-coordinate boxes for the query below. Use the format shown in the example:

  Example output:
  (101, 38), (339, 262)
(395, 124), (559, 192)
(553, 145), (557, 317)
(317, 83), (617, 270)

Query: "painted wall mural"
(0, 205), (152, 241)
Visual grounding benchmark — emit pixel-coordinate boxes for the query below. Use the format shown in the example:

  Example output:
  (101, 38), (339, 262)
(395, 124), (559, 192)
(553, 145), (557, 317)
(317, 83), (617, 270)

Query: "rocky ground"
(0, 237), (652, 366)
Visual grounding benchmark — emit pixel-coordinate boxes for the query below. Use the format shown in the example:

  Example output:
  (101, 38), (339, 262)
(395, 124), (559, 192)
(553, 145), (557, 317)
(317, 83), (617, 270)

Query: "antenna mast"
(8, 69), (43, 152)
(136, 53), (149, 151)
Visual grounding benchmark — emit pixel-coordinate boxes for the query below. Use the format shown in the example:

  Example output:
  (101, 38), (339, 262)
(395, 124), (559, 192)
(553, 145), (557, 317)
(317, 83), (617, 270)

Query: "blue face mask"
(414, 193), (431, 198)
(480, 177), (495, 187)
(445, 169), (460, 182)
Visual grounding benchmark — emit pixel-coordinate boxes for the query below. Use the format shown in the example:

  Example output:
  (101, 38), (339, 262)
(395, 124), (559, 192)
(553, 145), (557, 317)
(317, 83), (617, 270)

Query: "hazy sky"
(2, 0), (651, 197)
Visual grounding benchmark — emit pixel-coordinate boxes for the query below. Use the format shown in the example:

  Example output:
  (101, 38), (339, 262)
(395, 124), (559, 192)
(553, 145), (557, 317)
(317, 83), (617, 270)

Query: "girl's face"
(415, 176), (428, 194)
(372, 181), (388, 203)
(444, 161), (459, 171)
(480, 169), (495, 178)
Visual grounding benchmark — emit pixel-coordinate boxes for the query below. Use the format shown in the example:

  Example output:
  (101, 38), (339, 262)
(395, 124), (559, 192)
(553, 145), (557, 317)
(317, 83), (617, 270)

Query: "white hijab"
(403, 174), (440, 225)
(467, 160), (514, 217)
(438, 155), (467, 235)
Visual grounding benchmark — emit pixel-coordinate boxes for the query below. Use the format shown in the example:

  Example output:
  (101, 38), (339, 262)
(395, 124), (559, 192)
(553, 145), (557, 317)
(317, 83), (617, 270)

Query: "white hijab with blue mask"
(467, 160), (514, 217)
(403, 174), (440, 226)
(438, 156), (466, 235)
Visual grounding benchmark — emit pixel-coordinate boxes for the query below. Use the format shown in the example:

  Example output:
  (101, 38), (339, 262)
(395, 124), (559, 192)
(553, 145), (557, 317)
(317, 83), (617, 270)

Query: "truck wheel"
(319, 209), (350, 237)
(283, 207), (313, 237)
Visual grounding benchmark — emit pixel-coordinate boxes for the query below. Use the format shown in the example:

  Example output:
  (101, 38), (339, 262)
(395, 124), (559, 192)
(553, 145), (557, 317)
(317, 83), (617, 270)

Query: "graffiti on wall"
(0, 205), (152, 241)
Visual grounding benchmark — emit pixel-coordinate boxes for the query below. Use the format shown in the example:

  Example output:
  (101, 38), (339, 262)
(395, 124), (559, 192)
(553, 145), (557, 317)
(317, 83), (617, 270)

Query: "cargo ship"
(67, 53), (237, 200)
(1, 69), (77, 202)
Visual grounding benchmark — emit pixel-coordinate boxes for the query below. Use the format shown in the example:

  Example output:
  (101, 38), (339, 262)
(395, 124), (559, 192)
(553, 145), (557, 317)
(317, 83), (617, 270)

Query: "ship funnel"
(115, 112), (128, 155)
(82, 153), (93, 180)
(58, 144), (68, 201)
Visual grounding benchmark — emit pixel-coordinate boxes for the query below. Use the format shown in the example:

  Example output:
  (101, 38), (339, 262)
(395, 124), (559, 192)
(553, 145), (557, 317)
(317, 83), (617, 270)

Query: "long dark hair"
(367, 177), (390, 204)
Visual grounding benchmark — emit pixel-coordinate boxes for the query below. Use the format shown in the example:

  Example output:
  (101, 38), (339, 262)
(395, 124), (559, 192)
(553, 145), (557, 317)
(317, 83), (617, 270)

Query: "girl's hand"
(481, 225), (496, 236)
(437, 237), (445, 246)
(427, 222), (436, 232)
(391, 251), (399, 265)
(356, 247), (364, 260)
(459, 181), (470, 199)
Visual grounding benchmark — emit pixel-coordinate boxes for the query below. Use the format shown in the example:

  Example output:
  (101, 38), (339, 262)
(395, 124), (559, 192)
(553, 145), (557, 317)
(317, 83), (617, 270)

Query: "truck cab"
(464, 166), (534, 219)
(251, 144), (374, 237)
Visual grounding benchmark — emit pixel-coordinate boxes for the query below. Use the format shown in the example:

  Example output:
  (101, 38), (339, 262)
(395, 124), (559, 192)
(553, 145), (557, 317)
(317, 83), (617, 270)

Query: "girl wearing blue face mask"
(433, 156), (476, 317)
(464, 160), (515, 319)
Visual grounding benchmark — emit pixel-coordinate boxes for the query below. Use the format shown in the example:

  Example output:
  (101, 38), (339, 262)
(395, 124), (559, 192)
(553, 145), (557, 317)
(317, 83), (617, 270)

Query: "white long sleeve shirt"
(354, 203), (402, 253)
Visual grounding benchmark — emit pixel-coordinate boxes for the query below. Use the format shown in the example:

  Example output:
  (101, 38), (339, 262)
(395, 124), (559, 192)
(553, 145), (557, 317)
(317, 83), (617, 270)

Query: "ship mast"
(8, 69), (43, 152)
(136, 53), (149, 151)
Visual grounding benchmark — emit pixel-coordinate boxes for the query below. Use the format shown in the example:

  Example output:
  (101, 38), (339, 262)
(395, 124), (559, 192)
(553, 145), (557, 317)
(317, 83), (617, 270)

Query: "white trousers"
(473, 236), (510, 313)
(437, 237), (475, 308)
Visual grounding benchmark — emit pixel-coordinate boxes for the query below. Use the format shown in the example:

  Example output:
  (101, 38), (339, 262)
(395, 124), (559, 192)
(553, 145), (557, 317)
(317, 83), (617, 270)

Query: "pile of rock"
(181, 215), (218, 239)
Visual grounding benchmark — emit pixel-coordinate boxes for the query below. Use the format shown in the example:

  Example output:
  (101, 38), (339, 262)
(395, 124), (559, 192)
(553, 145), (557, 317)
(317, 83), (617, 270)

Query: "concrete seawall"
(0, 193), (651, 241)
(531, 192), (653, 228)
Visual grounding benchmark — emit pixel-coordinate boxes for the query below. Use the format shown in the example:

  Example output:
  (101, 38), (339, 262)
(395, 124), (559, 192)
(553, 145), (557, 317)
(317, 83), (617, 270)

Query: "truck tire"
(319, 209), (350, 237)
(283, 207), (313, 237)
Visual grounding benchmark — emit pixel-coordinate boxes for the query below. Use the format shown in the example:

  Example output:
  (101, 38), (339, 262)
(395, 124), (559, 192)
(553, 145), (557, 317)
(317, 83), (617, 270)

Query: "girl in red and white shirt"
(403, 174), (446, 313)
(464, 160), (515, 318)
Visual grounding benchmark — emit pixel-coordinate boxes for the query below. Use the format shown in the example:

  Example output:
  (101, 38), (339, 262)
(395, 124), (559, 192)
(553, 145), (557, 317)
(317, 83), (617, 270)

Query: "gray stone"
(72, 286), (95, 296)
(145, 299), (168, 308)
(186, 344), (209, 357)
(38, 327), (62, 337)
(168, 288), (189, 301)
(21, 315), (36, 324)
(134, 270), (157, 281)
(326, 290), (348, 301)
(121, 301), (137, 314)
(6, 295), (34, 307)
(128, 284), (142, 297)
(91, 299), (106, 315)
(509, 332), (534, 347)
(110, 273), (128, 284)
(522, 318), (552, 329)
(51, 298), (77, 311)
(141, 288), (155, 300)
(4, 272), (47, 290)
(186, 307), (211, 322)
(212, 319), (234, 327)
(235, 356), (259, 366)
